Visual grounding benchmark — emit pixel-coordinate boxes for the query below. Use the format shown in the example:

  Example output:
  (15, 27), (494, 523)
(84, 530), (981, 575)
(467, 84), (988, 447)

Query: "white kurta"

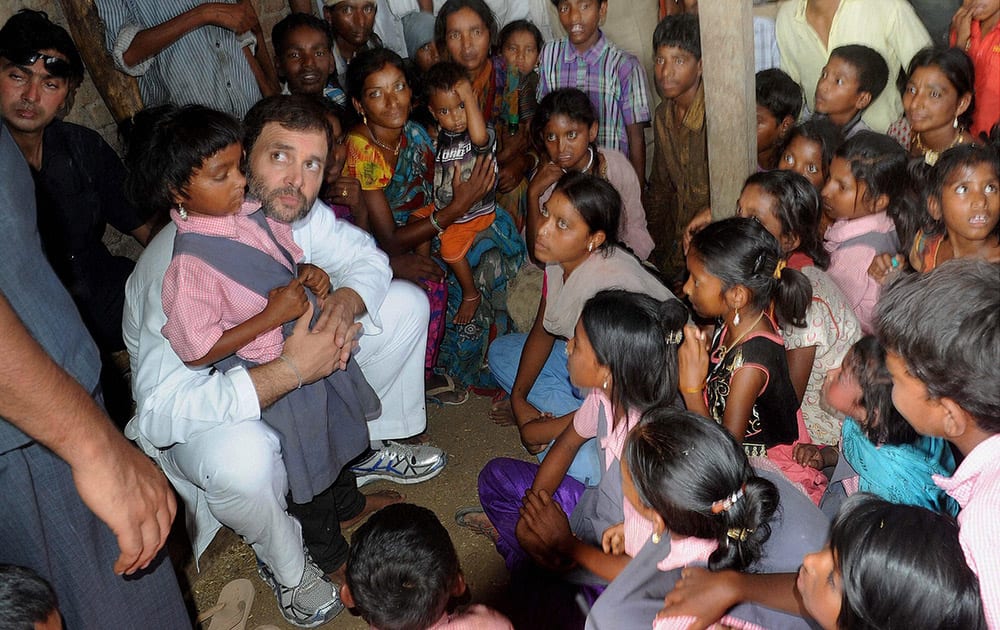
(123, 198), (428, 583)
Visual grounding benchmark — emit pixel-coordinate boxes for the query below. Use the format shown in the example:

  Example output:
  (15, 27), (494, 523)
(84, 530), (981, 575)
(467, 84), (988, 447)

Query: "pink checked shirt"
(652, 537), (767, 630)
(161, 201), (304, 364)
(934, 434), (1000, 628)
(573, 389), (654, 557)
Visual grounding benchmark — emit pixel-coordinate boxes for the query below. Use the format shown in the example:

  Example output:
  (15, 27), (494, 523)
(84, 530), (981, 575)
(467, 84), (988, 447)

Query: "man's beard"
(247, 173), (312, 224)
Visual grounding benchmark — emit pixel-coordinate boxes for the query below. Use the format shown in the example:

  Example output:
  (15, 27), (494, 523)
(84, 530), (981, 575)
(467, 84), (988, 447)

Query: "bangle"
(428, 210), (445, 234)
(681, 382), (705, 395)
(278, 354), (303, 389)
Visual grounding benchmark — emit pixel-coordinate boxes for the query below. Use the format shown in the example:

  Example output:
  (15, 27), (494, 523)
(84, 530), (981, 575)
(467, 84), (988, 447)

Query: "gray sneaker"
(350, 441), (447, 487)
(257, 556), (343, 627)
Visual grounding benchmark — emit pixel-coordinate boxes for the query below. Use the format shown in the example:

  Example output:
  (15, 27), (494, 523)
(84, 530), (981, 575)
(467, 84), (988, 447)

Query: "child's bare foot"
(340, 489), (405, 530)
(489, 398), (516, 426)
(454, 291), (481, 324)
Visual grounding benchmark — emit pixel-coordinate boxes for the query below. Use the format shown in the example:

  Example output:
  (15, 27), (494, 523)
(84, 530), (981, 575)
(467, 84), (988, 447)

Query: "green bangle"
(428, 210), (445, 234)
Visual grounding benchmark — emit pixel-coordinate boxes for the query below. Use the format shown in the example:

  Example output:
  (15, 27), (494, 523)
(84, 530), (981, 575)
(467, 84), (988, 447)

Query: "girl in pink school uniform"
(127, 103), (376, 519)
(820, 131), (917, 333)
(480, 290), (687, 583)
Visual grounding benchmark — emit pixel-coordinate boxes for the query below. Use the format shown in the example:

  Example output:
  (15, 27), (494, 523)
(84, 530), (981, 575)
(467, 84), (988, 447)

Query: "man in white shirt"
(124, 95), (442, 627)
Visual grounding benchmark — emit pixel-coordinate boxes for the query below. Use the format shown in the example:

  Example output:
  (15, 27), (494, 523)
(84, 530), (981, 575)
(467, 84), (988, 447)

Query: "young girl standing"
(526, 88), (655, 261)
(820, 131), (912, 333)
(793, 336), (957, 517)
(487, 172), (673, 485)
(679, 217), (810, 456)
(736, 170), (861, 446)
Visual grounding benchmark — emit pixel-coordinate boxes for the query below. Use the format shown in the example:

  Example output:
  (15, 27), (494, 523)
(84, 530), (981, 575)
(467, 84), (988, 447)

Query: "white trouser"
(354, 279), (429, 441)
(155, 280), (429, 585)
(159, 419), (306, 586)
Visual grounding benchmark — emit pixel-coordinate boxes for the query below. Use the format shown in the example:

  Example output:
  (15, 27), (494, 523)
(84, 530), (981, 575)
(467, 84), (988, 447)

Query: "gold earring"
(733, 307), (741, 326)
(652, 532), (661, 544)
(954, 117), (959, 130)
(602, 378), (609, 390)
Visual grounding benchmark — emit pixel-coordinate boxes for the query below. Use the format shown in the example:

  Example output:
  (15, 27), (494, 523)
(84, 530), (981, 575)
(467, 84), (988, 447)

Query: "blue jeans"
(488, 333), (602, 486)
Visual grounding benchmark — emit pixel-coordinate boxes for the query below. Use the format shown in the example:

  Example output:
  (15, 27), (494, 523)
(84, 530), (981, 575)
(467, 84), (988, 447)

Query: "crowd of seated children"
(18, 1), (1000, 627)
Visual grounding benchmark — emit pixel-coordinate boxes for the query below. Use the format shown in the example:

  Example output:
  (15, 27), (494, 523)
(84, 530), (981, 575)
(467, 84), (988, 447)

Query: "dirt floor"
(179, 392), (531, 629)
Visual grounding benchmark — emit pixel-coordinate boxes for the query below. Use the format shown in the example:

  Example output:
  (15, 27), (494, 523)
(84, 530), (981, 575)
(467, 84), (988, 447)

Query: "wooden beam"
(698, 0), (756, 219)
(59, 0), (142, 125)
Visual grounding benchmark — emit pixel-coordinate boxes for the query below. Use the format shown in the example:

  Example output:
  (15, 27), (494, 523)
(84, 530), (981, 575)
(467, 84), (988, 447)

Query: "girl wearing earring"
(487, 172), (675, 486)
(902, 47), (977, 165)
(471, 290), (686, 624)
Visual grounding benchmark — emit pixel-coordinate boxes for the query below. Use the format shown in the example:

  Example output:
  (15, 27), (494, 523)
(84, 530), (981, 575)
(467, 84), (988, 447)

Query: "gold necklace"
(366, 123), (401, 155)
(914, 130), (962, 166)
(717, 312), (766, 361)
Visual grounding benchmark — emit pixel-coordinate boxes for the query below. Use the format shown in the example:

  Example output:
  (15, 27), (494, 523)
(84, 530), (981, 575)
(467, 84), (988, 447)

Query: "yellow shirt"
(776, 0), (931, 132)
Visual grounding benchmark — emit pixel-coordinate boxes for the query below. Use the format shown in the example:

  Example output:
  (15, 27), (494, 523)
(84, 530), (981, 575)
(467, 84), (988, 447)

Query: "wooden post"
(58, 0), (143, 125)
(698, 0), (756, 219)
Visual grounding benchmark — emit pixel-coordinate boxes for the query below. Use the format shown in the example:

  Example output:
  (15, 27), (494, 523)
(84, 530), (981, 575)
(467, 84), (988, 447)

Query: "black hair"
(624, 409), (779, 572)
(531, 88), (600, 176)
(830, 494), (985, 630)
(652, 14), (701, 61)
(828, 44), (890, 103)
(906, 47), (976, 130)
(434, 0), (498, 56)
(783, 118), (844, 187)
(0, 9), (84, 86)
(551, 171), (620, 250)
(580, 290), (685, 418)
(0, 565), (58, 629)
(271, 12), (332, 58)
(422, 60), (469, 97)
(922, 143), (1000, 238)
(124, 104), (243, 217)
(755, 68), (803, 122)
(841, 336), (917, 445)
(243, 94), (333, 160)
(346, 46), (408, 109)
(742, 170), (830, 270)
(875, 259), (1000, 433)
(550, 0), (608, 6)
(834, 131), (920, 252)
(347, 503), (460, 630)
(498, 19), (543, 52)
(689, 217), (812, 328)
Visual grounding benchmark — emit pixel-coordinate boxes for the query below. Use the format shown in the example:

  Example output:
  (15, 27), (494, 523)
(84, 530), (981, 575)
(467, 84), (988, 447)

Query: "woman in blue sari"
(343, 48), (525, 392)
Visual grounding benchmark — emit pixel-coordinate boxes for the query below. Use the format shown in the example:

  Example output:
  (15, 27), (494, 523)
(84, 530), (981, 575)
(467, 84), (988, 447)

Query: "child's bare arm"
(519, 411), (574, 454)
(297, 263), (330, 301)
(720, 366), (769, 444)
(660, 569), (807, 629)
(455, 79), (489, 149)
(530, 419), (588, 495)
(626, 123), (647, 182)
(185, 278), (308, 367)
(678, 324), (711, 416)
